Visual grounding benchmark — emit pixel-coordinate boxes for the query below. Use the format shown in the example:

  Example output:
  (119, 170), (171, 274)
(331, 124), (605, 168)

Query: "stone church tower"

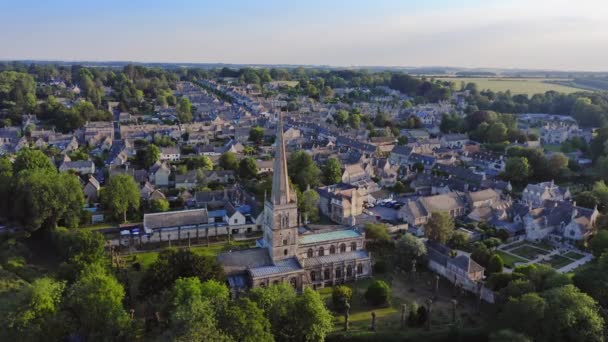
(263, 114), (299, 262)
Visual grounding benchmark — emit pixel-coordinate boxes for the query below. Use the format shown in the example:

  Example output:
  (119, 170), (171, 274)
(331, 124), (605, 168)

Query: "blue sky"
(1, 0), (607, 71)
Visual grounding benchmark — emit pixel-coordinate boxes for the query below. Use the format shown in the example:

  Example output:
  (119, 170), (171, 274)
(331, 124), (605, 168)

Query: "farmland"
(434, 77), (588, 95)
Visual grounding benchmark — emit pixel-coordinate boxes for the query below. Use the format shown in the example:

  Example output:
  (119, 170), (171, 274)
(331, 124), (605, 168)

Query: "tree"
(322, 157), (342, 185)
(177, 97), (193, 123)
(425, 211), (454, 244)
(349, 113), (361, 129)
(364, 222), (391, 242)
(13, 149), (55, 174)
(499, 292), (546, 339)
(541, 285), (605, 342)
(219, 152), (239, 171)
(334, 109), (349, 126)
(287, 151), (321, 191)
(448, 230), (469, 249)
(52, 227), (106, 266)
(292, 288), (333, 342)
(66, 264), (131, 340)
(249, 126), (265, 145)
(547, 152), (569, 179)
(14, 170), (85, 230)
(3, 277), (66, 341)
(168, 277), (229, 342)
(332, 285), (353, 312)
(143, 144), (160, 168)
(238, 157), (258, 179)
(150, 198), (169, 212)
(487, 254), (504, 274)
(100, 174), (140, 223)
(299, 189), (320, 223)
(471, 242), (493, 267)
(365, 280), (391, 306)
(487, 122), (508, 143)
(395, 233), (427, 271)
(219, 298), (274, 342)
(139, 248), (225, 297)
(590, 230), (608, 256)
(504, 157), (530, 183)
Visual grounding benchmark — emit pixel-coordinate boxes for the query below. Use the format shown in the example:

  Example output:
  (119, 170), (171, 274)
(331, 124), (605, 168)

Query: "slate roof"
(143, 208), (208, 230)
(299, 229), (362, 245)
(302, 250), (369, 267)
(218, 248), (272, 275)
(249, 257), (303, 278)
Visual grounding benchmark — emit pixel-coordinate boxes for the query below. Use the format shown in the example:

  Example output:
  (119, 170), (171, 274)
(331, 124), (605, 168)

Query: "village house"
(317, 184), (364, 225)
(59, 160), (96, 175)
(83, 176), (100, 204)
(399, 191), (468, 227)
(522, 181), (571, 208)
(160, 146), (181, 161)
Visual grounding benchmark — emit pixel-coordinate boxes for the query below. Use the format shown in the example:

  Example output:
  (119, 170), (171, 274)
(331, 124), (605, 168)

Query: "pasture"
(435, 77), (587, 95)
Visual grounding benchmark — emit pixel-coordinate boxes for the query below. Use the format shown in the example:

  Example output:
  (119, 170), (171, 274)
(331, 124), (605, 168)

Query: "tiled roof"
(302, 250), (369, 268)
(218, 248), (272, 275)
(249, 257), (302, 278)
(143, 208), (208, 230)
(299, 229), (361, 245)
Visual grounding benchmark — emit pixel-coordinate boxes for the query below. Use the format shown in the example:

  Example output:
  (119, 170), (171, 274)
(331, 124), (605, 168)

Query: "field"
(435, 77), (587, 95)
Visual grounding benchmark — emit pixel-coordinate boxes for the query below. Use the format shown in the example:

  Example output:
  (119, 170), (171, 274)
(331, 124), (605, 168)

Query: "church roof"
(218, 248), (273, 276)
(299, 229), (361, 245)
(249, 257), (302, 278)
(302, 250), (369, 268)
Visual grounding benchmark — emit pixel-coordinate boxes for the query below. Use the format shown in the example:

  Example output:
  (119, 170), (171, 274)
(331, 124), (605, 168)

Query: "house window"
(307, 248), (313, 258)
(347, 265), (353, 277)
(324, 269), (330, 280)
(330, 245), (336, 254)
(357, 264), (363, 274)
(319, 247), (325, 256)
(351, 242), (357, 251)
(340, 243), (346, 253)
(234, 218), (238, 224)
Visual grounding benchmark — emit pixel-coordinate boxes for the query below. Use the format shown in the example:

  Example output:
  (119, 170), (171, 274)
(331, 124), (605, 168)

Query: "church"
(218, 115), (372, 293)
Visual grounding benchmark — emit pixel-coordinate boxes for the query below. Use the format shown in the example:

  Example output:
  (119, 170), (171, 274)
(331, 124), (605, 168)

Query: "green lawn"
(564, 251), (585, 260)
(529, 241), (555, 252)
(547, 255), (573, 269)
(496, 250), (527, 268)
(508, 245), (550, 260)
(435, 77), (586, 95)
(80, 223), (117, 231)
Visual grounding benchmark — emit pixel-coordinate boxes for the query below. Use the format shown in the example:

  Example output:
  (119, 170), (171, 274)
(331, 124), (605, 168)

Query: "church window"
(351, 242), (357, 251)
(340, 243), (346, 253)
(290, 277), (297, 288)
(357, 264), (363, 274)
(284, 249), (288, 256)
(324, 269), (330, 280)
(330, 245), (336, 254)
(307, 248), (313, 258)
(310, 271), (316, 281)
(283, 239), (288, 245)
(336, 268), (342, 278)
(347, 265), (353, 277)
(273, 280), (279, 285)
(319, 247), (325, 256)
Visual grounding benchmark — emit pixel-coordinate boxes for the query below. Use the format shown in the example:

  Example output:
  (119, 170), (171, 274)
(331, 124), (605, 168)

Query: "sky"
(1, 0), (607, 71)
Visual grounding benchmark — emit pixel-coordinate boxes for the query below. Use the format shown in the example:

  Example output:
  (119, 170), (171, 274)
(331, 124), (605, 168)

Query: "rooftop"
(302, 250), (369, 268)
(299, 229), (361, 245)
(249, 257), (302, 278)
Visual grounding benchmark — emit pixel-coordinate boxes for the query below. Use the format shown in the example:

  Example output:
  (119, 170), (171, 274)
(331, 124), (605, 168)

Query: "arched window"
(330, 245), (336, 254)
(310, 271), (316, 281)
(357, 264), (363, 274)
(307, 248), (313, 258)
(351, 242), (357, 251)
(336, 268), (342, 278)
(319, 247), (325, 256)
(347, 265), (353, 277)
(290, 277), (297, 288)
(324, 268), (330, 280)
(340, 243), (346, 253)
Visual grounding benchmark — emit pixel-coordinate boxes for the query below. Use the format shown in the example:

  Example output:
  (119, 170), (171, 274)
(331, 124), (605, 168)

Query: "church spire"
(271, 112), (291, 205)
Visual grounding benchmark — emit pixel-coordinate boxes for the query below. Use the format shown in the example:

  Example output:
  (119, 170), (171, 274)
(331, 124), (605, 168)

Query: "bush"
(487, 254), (504, 274)
(332, 285), (353, 312)
(373, 260), (387, 274)
(365, 280), (391, 306)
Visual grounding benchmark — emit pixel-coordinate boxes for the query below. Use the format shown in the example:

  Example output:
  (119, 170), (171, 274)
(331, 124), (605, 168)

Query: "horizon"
(1, 0), (607, 72)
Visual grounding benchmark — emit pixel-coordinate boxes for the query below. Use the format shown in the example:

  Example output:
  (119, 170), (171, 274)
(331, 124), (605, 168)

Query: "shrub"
(332, 285), (353, 312)
(365, 280), (391, 306)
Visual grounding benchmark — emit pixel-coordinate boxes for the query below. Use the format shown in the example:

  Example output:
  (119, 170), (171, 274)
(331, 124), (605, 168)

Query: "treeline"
(462, 82), (608, 127)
